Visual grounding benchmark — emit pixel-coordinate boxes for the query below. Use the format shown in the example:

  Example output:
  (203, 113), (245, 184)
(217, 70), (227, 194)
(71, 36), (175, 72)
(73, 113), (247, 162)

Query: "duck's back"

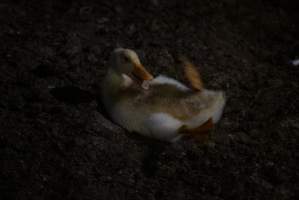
(114, 81), (224, 123)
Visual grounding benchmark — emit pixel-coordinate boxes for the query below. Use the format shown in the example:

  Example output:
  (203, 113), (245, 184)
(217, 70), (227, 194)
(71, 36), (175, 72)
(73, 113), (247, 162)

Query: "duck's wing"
(128, 84), (223, 122)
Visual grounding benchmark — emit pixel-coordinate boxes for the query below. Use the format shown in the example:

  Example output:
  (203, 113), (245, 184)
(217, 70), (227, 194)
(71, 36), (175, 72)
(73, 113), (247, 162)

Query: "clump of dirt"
(1, 0), (298, 199)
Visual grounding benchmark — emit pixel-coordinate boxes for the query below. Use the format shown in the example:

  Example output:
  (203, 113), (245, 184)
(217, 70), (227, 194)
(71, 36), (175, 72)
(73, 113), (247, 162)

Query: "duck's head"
(110, 48), (153, 84)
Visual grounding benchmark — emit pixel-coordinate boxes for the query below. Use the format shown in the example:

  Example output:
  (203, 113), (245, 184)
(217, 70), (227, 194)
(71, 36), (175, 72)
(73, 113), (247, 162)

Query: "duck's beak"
(132, 62), (154, 82)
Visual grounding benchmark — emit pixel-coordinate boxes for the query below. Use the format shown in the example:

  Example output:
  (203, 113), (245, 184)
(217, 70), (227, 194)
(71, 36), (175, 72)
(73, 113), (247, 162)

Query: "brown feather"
(178, 118), (213, 142)
(179, 118), (213, 134)
(118, 82), (224, 122)
(180, 56), (203, 91)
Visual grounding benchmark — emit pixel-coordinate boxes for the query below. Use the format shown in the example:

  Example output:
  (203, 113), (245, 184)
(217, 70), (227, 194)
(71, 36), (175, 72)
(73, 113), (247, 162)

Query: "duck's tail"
(179, 56), (203, 91)
(178, 118), (213, 142)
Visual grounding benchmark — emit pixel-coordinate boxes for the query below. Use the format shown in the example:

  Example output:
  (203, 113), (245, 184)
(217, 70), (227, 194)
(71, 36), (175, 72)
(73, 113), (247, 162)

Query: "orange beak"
(132, 63), (154, 82)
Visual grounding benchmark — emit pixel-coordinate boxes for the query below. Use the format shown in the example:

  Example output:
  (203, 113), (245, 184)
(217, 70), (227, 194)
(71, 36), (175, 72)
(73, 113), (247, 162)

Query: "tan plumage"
(101, 48), (226, 142)
(180, 56), (204, 91)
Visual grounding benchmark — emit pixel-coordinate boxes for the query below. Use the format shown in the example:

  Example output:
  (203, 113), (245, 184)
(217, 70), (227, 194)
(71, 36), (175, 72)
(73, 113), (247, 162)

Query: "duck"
(101, 48), (226, 142)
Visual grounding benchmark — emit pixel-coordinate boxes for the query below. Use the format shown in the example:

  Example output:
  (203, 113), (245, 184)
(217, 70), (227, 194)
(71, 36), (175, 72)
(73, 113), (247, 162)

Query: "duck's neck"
(102, 69), (122, 93)
(107, 69), (123, 88)
(101, 69), (124, 105)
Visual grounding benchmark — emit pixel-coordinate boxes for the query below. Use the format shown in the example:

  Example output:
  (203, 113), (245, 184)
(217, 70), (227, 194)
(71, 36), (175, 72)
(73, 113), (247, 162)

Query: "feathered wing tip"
(179, 56), (203, 91)
(178, 118), (213, 142)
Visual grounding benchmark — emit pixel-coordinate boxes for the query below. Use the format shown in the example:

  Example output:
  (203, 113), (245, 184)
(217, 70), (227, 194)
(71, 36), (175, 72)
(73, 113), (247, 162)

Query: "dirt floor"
(1, 0), (299, 199)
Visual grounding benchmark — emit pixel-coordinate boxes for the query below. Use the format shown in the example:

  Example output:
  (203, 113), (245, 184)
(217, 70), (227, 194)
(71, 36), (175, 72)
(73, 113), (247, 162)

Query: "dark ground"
(1, 0), (299, 199)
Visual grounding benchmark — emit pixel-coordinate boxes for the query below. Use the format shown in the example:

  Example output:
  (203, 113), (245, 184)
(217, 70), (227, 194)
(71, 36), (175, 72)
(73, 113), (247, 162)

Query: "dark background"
(1, 0), (299, 199)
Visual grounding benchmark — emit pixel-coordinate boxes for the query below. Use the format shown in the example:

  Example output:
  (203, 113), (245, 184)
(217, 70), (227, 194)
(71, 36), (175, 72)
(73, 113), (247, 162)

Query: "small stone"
(141, 80), (150, 90)
(87, 53), (98, 63)
(97, 17), (109, 24)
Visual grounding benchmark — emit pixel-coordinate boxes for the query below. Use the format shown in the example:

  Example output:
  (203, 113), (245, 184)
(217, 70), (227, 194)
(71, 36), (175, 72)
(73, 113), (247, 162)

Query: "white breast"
(143, 113), (183, 142)
(121, 74), (134, 87)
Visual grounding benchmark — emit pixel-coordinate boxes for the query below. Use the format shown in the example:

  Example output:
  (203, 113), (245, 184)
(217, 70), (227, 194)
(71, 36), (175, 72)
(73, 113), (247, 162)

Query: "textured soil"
(1, 0), (299, 199)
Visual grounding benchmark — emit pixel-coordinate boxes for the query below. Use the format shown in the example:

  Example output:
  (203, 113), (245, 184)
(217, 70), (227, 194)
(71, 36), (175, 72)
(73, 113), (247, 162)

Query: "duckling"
(101, 48), (226, 142)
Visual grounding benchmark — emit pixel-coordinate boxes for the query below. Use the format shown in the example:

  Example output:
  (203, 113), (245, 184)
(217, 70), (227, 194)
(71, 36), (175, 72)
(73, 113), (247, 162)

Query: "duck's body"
(101, 48), (226, 142)
(102, 73), (225, 142)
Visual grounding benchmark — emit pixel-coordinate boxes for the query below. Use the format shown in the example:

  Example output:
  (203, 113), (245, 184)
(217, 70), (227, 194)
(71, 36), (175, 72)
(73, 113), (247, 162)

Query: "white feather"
(149, 75), (190, 91)
(121, 74), (133, 87)
(144, 113), (183, 142)
(211, 92), (226, 123)
(184, 90), (226, 128)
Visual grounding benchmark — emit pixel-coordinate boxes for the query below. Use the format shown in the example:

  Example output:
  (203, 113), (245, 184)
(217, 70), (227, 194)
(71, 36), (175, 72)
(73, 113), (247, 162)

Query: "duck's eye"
(123, 55), (130, 62)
